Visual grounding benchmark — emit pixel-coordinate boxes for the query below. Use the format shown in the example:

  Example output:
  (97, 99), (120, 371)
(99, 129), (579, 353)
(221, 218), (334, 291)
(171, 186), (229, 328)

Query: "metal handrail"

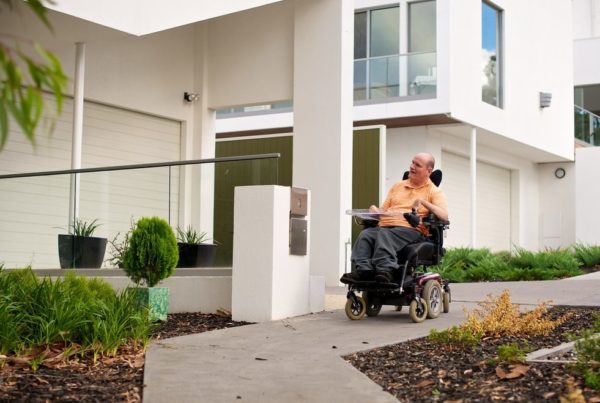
(0, 153), (281, 180)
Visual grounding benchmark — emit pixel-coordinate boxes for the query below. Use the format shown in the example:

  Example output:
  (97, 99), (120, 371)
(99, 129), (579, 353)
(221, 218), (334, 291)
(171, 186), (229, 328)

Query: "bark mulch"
(1, 307), (599, 402)
(346, 306), (600, 402)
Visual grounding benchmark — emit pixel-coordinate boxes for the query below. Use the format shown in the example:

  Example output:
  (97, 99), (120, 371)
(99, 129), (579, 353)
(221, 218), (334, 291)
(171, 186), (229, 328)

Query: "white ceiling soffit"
(47, 0), (284, 36)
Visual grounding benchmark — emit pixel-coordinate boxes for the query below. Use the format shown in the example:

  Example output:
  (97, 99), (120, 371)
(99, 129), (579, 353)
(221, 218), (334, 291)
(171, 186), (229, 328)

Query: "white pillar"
(232, 186), (312, 322)
(189, 24), (216, 236)
(470, 126), (477, 248)
(293, 0), (353, 286)
(68, 42), (85, 228)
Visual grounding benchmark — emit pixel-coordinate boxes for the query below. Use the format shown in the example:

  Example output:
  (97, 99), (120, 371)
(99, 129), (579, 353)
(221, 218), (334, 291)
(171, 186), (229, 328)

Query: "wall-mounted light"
(554, 167), (566, 179)
(183, 92), (200, 103)
(540, 92), (552, 108)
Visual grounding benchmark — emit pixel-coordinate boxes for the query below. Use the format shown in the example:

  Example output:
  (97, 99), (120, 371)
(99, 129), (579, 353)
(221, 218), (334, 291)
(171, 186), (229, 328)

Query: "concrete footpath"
(143, 273), (600, 403)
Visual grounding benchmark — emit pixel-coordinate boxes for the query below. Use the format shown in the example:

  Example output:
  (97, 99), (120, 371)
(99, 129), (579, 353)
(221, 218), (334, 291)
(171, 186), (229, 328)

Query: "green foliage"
(428, 326), (482, 348)
(574, 314), (600, 390)
(68, 218), (101, 237)
(176, 225), (210, 244)
(573, 243), (600, 267)
(496, 342), (530, 364)
(432, 247), (584, 282)
(123, 217), (179, 287)
(0, 268), (153, 360)
(0, 0), (68, 150)
(107, 218), (136, 268)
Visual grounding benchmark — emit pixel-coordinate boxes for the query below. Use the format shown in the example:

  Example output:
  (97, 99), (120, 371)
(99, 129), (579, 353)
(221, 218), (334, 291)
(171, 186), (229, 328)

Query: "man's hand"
(413, 198), (448, 221)
(369, 205), (381, 213)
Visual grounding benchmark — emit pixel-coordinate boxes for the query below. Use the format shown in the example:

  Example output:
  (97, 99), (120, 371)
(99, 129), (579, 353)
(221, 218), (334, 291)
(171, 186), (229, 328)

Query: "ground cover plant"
(0, 268), (154, 366)
(431, 245), (600, 282)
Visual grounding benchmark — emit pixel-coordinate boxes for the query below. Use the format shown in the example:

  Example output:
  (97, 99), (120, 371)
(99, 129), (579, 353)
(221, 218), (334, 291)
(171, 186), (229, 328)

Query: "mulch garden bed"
(1, 307), (599, 402)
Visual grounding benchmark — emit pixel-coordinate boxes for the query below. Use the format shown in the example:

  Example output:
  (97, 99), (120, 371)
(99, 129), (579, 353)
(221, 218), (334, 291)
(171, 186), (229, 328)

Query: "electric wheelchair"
(340, 170), (450, 323)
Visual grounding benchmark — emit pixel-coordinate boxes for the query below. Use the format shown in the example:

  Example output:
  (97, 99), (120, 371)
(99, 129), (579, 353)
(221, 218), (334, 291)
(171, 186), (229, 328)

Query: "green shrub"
(69, 218), (101, 237)
(428, 326), (482, 348)
(123, 216), (178, 287)
(574, 314), (600, 390)
(496, 342), (530, 364)
(0, 268), (153, 360)
(573, 243), (600, 267)
(176, 225), (210, 244)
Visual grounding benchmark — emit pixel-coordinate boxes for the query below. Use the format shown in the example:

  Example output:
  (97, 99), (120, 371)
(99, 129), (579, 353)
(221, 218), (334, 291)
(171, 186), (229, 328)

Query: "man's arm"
(413, 198), (448, 221)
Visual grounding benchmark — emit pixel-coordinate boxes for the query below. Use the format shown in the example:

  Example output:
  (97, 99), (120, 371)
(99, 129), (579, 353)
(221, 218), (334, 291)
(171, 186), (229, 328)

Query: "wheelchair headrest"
(403, 169), (442, 187)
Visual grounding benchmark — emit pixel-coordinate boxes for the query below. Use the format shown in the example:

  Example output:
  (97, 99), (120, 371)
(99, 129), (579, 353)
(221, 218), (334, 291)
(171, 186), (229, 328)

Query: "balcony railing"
(0, 154), (281, 269)
(575, 105), (600, 146)
(354, 51), (437, 102)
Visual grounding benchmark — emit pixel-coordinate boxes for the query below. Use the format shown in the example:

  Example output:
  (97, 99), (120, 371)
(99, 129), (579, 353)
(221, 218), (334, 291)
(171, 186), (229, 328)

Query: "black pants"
(351, 226), (423, 273)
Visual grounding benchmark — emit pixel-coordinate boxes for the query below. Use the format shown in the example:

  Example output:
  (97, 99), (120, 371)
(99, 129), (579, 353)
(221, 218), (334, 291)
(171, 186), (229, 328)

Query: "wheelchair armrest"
(355, 217), (379, 228)
(422, 213), (449, 230)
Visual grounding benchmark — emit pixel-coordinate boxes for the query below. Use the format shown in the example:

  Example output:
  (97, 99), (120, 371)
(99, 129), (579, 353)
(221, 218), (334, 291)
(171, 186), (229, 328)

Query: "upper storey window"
(482, 1), (503, 108)
(354, 1), (437, 102)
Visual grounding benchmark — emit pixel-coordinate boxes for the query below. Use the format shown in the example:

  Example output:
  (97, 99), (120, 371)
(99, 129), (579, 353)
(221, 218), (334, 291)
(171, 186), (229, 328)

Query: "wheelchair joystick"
(403, 208), (420, 228)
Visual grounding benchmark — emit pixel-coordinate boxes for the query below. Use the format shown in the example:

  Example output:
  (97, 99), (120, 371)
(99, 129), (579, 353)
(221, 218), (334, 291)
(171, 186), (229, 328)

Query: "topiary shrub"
(122, 217), (178, 287)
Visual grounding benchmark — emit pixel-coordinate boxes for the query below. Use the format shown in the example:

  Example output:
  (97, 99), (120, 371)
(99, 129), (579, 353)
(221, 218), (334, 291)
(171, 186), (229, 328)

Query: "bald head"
(415, 152), (435, 170)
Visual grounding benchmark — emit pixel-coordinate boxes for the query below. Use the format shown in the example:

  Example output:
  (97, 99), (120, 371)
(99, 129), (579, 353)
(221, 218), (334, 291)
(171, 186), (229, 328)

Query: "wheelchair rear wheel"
(363, 292), (382, 317)
(345, 296), (366, 320)
(409, 299), (428, 323)
(423, 281), (442, 319)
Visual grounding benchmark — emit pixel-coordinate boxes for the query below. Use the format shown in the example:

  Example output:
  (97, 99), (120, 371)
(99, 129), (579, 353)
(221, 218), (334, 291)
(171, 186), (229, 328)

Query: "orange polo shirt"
(378, 178), (447, 234)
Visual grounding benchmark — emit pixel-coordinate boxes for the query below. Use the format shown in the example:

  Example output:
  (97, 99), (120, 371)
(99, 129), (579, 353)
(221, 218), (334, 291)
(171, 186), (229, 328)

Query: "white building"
(0, 0), (591, 286)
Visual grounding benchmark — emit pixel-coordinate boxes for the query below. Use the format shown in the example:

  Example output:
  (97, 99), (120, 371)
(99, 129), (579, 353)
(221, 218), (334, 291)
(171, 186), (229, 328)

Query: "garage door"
(0, 98), (181, 268)
(442, 152), (511, 251)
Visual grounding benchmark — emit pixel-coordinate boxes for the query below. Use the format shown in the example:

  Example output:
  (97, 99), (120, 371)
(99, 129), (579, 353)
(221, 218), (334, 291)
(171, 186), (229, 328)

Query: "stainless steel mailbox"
(290, 187), (308, 255)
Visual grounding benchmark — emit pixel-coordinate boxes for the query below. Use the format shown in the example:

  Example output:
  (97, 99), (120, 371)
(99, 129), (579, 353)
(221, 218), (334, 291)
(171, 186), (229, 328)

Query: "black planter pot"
(177, 243), (217, 268)
(58, 234), (107, 269)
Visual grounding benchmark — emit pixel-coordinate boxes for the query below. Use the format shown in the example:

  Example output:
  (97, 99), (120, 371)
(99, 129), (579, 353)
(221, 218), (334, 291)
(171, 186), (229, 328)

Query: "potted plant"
(58, 218), (107, 269)
(176, 225), (218, 268)
(122, 216), (179, 321)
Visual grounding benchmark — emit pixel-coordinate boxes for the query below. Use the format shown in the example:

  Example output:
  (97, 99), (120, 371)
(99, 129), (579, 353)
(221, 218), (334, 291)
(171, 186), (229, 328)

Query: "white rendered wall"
(575, 148), (600, 245)
(231, 186), (312, 322)
(48, 0), (284, 36)
(574, 37), (600, 86)
(538, 163), (576, 249)
(206, 1), (294, 109)
(448, 0), (574, 161)
(292, 0), (354, 286)
(572, 0), (600, 39)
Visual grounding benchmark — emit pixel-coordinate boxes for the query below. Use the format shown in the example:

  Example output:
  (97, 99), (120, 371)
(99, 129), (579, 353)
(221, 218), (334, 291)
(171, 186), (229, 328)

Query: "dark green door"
(214, 136), (293, 266)
(352, 128), (380, 244)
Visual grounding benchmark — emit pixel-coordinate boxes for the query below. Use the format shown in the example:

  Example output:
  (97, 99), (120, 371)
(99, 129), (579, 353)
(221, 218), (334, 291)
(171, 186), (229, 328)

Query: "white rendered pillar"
(293, 0), (353, 286)
(68, 42), (85, 228)
(232, 186), (313, 322)
(470, 127), (477, 248)
(188, 24), (216, 235)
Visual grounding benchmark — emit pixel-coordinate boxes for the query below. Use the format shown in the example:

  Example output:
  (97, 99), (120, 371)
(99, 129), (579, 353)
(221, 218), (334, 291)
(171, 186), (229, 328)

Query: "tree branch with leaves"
(0, 0), (68, 150)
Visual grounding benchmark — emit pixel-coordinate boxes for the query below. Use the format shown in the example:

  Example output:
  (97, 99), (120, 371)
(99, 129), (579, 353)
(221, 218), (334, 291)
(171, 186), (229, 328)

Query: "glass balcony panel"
(369, 56), (399, 99)
(574, 105), (600, 146)
(354, 59), (367, 101)
(407, 52), (437, 96)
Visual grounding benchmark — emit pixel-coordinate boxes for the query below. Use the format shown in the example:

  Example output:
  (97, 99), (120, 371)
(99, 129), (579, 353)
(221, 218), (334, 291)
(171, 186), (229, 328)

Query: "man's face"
(408, 154), (432, 182)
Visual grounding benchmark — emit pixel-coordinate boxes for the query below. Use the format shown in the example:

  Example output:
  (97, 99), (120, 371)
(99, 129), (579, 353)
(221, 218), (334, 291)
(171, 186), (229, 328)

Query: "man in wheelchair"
(341, 152), (448, 284)
(340, 152), (450, 321)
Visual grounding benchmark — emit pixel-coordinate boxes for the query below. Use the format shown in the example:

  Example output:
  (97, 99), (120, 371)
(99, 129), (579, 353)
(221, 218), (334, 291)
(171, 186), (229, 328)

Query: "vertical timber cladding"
(214, 135), (293, 267)
(214, 128), (381, 266)
(352, 128), (380, 244)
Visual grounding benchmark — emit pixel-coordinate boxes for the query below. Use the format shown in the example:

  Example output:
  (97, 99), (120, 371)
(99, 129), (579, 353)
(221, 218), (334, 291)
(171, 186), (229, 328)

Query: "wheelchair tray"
(341, 278), (399, 290)
(345, 209), (404, 220)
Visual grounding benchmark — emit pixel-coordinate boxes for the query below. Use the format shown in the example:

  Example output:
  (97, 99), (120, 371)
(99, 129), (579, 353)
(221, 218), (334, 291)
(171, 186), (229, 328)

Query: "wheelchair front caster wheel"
(409, 299), (428, 323)
(443, 291), (450, 313)
(363, 292), (382, 317)
(345, 296), (366, 320)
